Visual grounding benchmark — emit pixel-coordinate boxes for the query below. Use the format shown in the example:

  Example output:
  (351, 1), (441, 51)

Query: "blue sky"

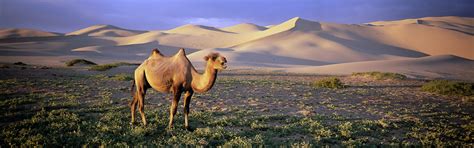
(0, 0), (472, 33)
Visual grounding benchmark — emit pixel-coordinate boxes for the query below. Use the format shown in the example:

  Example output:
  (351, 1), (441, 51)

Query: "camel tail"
(129, 80), (135, 106)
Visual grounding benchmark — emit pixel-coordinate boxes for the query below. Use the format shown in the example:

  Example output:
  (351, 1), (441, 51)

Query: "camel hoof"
(184, 126), (194, 131)
(166, 129), (175, 136)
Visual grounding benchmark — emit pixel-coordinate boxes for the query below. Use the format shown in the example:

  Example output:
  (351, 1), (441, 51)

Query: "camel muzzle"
(222, 63), (227, 69)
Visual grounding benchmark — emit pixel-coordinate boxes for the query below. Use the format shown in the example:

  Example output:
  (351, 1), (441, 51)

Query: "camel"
(130, 48), (227, 129)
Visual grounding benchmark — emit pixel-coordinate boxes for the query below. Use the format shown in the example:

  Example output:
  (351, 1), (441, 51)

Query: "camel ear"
(152, 48), (160, 54)
(204, 53), (219, 61)
(177, 48), (185, 56)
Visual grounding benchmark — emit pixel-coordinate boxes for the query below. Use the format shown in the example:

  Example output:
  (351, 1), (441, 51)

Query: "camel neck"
(191, 61), (217, 93)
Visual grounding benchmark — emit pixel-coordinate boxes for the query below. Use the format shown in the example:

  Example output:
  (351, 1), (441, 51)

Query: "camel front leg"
(183, 91), (193, 130)
(168, 91), (182, 129)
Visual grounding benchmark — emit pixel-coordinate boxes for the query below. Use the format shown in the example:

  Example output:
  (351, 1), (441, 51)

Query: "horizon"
(1, 0), (473, 33)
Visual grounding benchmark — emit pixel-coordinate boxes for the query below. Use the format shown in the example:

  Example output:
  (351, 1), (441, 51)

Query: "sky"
(0, 0), (473, 33)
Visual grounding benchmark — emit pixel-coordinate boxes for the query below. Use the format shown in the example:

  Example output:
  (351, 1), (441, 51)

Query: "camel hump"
(150, 48), (164, 58)
(175, 48), (186, 57)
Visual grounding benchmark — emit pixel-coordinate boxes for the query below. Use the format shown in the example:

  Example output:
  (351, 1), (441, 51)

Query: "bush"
(13, 62), (27, 65)
(352, 71), (407, 80)
(89, 64), (118, 71)
(0, 64), (10, 68)
(88, 62), (136, 71)
(421, 80), (474, 96)
(111, 73), (133, 81)
(65, 59), (97, 67)
(313, 77), (345, 89)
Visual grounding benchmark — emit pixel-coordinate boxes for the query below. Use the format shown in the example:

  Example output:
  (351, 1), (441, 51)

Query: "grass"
(352, 71), (407, 80)
(65, 59), (97, 67)
(313, 77), (345, 89)
(88, 62), (137, 71)
(0, 69), (472, 146)
(421, 80), (473, 96)
(110, 73), (133, 81)
(91, 73), (133, 81)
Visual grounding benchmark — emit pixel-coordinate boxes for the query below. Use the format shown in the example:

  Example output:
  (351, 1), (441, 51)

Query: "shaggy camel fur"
(130, 48), (227, 129)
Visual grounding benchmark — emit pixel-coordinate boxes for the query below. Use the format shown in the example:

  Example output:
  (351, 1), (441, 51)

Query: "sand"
(221, 23), (267, 33)
(0, 16), (473, 80)
(282, 55), (474, 81)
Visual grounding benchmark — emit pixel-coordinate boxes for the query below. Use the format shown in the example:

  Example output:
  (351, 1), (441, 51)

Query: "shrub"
(111, 73), (133, 81)
(65, 59), (97, 67)
(313, 77), (345, 89)
(89, 64), (118, 71)
(352, 71), (407, 80)
(421, 80), (473, 96)
(0, 64), (10, 68)
(13, 62), (27, 65)
(88, 62), (136, 71)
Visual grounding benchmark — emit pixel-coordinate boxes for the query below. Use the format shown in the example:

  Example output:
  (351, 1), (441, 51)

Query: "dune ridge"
(221, 23), (267, 33)
(67, 25), (146, 37)
(0, 28), (62, 39)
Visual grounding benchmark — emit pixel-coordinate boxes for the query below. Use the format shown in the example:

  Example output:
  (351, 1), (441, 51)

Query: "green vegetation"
(422, 80), (473, 96)
(313, 77), (345, 89)
(90, 73), (133, 81)
(88, 62), (137, 71)
(110, 73), (133, 81)
(88, 64), (119, 71)
(65, 59), (97, 67)
(352, 71), (407, 80)
(13, 62), (27, 65)
(0, 64), (9, 68)
(0, 69), (472, 146)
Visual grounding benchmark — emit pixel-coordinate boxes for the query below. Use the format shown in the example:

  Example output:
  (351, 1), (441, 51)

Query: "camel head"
(204, 52), (227, 70)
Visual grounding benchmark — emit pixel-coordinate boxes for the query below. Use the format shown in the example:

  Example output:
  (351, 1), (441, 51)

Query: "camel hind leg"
(130, 90), (146, 126)
(137, 89), (147, 126)
(131, 69), (148, 126)
(168, 87), (182, 129)
(130, 91), (138, 125)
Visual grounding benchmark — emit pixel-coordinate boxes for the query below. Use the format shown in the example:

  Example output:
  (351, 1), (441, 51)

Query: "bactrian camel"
(130, 48), (227, 129)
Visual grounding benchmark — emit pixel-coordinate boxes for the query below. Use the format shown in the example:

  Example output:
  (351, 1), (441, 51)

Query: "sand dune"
(228, 28), (427, 63)
(0, 16), (473, 80)
(221, 23), (267, 33)
(67, 25), (146, 37)
(115, 31), (168, 45)
(0, 28), (62, 39)
(366, 17), (474, 59)
(369, 16), (473, 28)
(369, 24), (474, 59)
(283, 55), (474, 80)
(116, 25), (240, 49)
(71, 42), (199, 59)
